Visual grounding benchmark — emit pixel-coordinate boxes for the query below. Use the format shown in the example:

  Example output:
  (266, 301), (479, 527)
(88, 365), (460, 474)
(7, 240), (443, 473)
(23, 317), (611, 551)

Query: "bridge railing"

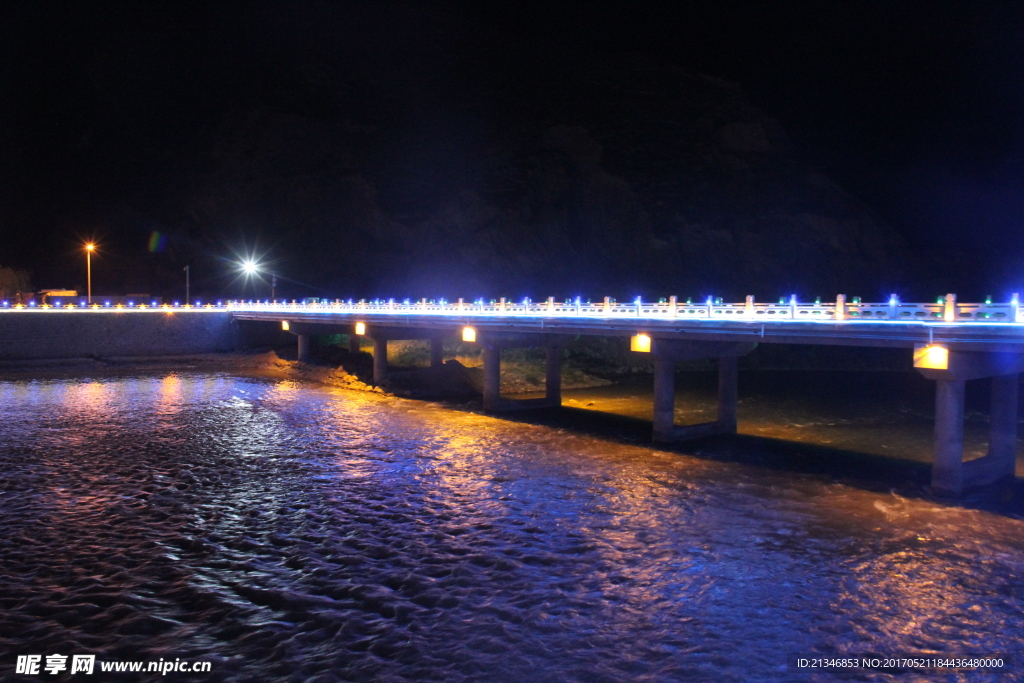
(215, 295), (1024, 324)
(4, 295), (1020, 324)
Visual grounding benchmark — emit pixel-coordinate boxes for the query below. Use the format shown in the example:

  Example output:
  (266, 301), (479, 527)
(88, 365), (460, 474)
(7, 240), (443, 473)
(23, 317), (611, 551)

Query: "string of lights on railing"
(7, 293), (1023, 324)
(0, 299), (227, 310)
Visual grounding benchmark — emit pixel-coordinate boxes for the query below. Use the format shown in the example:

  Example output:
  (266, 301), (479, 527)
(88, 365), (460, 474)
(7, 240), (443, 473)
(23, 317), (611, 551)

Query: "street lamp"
(240, 260), (262, 299)
(240, 260), (278, 300)
(84, 243), (95, 303)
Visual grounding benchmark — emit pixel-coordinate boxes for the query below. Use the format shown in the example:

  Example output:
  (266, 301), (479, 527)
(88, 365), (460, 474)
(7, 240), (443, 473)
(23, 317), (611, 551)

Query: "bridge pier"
(646, 341), (755, 442)
(546, 346), (562, 405)
(430, 336), (444, 369)
(480, 334), (570, 412)
(360, 327), (463, 388)
(297, 334), (311, 362)
(917, 348), (1024, 496)
(932, 379), (966, 495)
(372, 336), (388, 385)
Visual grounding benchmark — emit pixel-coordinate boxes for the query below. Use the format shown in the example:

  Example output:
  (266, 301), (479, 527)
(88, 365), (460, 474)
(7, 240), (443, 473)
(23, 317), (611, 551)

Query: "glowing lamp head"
(630, 333), (652, 353)
(462, 326), (477, 343)
(281, 320), (290, 331)
(914, 344), (949, 370)
(242, 261), (258, 275)
(354, 322), (366, 336)
(85, 243), (95, 252)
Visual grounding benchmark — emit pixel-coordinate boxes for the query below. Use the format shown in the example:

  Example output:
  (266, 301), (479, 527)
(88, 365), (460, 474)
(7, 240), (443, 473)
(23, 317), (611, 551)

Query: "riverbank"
(0, 348), (613, 399)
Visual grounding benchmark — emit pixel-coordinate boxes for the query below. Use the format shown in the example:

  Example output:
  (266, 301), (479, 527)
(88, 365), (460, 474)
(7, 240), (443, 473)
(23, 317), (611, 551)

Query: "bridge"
(4, 293), (1024, 497)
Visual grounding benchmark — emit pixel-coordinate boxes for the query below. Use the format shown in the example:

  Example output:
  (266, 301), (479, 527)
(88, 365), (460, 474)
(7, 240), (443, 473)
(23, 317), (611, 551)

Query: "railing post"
(944, 293), (956, 323)
(1013, 293), (1020, 323)
(575, 296), (582, 315)
(706, 297), (713, 319)
(789, 295), (797, 319)
(669, 295), (677, 317)
(547, 296), (555, 314)
(836, 294), (846, 321)
(388, 298), (395, 310)
(635, 296), (642, 317)
(420, 298), (427, 312)
(500, 297), (506, 313)
(603, 296), (611, 315)
(889, 293), (899, 319)
(745, 295), (755, 318)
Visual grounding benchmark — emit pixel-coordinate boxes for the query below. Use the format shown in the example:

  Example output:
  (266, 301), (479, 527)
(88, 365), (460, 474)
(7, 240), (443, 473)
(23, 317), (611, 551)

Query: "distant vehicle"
(38, 289), (78, 305)
(36, 291), (165, 306)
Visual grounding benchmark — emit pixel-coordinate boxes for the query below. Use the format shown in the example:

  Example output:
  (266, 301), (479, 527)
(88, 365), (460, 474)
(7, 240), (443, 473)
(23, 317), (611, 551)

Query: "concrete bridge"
(3, 293), (1024, 496)
(226, 294), (1024, 497)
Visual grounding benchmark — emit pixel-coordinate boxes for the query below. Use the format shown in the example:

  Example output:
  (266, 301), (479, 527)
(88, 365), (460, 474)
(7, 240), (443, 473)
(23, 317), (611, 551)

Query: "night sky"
(3, 1), (1023, 301)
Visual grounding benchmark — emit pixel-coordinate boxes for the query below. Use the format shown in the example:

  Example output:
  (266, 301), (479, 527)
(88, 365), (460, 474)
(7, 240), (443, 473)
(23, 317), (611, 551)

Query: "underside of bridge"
(916, 349), (1024, 496)
(266, 317), (1022, 498)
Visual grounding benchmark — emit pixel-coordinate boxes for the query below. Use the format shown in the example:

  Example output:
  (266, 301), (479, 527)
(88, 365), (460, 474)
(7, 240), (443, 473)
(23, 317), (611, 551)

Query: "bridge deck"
(229, 301), (1024, 351)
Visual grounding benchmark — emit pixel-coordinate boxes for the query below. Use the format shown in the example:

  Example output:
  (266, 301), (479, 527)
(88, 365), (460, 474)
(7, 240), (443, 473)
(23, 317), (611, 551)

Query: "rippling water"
(1, 371), (1022, 682)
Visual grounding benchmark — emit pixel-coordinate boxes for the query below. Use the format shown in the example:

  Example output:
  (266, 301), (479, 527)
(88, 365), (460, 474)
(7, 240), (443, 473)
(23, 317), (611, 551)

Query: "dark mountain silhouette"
(4, 4), (918, 302)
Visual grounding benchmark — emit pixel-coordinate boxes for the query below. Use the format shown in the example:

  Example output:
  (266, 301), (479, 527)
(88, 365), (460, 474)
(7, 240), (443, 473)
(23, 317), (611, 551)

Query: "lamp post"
(85, 243), (95, 303)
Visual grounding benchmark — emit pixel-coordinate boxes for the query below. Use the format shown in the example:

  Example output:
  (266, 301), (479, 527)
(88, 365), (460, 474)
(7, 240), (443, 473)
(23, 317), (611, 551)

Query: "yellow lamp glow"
(281, 320), (290, 331)
(462, 326), (476, 342)
(355, 322), (366, 336)
(630, 333), (652, 353)
(943, 293), (956, 323)
(914, 344), (949, 370)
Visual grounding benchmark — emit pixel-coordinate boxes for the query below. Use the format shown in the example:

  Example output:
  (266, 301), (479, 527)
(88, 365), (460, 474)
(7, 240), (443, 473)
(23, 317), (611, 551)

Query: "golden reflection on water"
(64, 380), (114, 417)
(155, 373), (182, 417)
(561, 385), (1000, 466)
(3, 371), (1024, 676)
(344, 384), (1024, 651)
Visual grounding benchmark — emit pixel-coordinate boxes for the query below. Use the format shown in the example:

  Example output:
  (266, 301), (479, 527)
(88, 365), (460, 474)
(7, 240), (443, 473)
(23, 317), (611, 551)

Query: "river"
(1, 369), (1021, 682)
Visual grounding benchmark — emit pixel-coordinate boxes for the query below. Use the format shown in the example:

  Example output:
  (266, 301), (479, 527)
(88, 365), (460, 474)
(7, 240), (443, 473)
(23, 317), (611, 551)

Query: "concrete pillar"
(717, 355), (738, 432)
(932, 379), (966, 496)
(430, 337), (444, 368)
(348, 334), (360, 354)
(297, 334), (311, 362)
(372, 337), (388, 385)
(483, 346), (501, 410)
(987, 372), (1019, 480)
(652, 357), (676, 441)
(545, 346), (562, 405)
